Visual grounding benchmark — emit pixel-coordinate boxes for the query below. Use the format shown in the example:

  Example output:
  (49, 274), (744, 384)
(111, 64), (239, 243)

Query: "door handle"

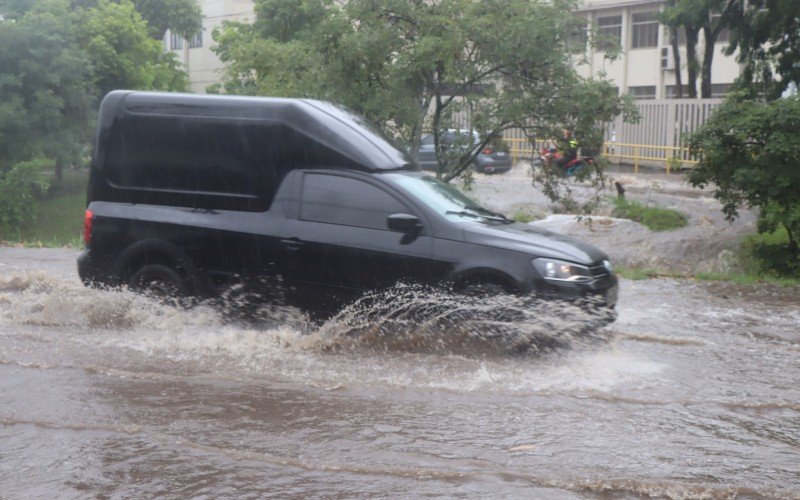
(281, 238), (303, 250)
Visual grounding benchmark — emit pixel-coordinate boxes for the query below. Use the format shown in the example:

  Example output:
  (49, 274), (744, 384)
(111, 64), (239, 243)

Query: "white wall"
(576, 0), (740, 99)
(166, 0), (255, 93)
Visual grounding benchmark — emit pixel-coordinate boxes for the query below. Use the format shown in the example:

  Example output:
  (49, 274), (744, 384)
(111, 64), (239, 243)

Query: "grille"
(588, 264), (610, 278)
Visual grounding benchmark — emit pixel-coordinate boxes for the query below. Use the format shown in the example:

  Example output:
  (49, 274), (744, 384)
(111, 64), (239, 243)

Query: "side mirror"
(387, 213), (422, 233)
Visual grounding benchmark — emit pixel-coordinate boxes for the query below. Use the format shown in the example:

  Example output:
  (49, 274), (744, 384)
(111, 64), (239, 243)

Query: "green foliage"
(666, 156), (683, 172)
(76, 0), (187, 96)
(0, 0), (187, 188)
(0, 166), (86, 247)
(0, 0), (94, 168)
(724, 0), (800, 99)
(611, 197), (688, 231)
(511, 210), (535, 223)
(739, 227), (800, 279)
(253, 0), (331, 42)
(657, 0), (735, 98)
(0, 159), (50, 229)
(687, 93), (800, 257)
(213, 0), (634, 193)
(128, 0), (202, 39)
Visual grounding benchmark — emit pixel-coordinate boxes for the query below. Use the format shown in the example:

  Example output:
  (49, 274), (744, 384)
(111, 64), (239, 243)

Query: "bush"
(612, 197), (688, 231)
(0, 159), (50, 229)
(687, 93), (800, 257)
(740, 227), (800, 279)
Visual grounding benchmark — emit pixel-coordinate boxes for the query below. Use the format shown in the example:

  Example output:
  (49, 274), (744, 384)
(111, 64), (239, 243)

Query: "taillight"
(83, 209), (93, 244)
(482, 146), (493, 154)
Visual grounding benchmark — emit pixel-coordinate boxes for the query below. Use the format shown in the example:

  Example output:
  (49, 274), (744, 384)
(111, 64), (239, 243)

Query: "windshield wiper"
(464, 206), (513, 223)
(446, 208), (512, 223)
(445, 210), (483, 220)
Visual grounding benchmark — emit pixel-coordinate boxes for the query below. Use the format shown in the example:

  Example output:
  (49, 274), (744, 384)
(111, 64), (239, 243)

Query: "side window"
(300, 174), (409, 230)
(420, 135), (435, 146)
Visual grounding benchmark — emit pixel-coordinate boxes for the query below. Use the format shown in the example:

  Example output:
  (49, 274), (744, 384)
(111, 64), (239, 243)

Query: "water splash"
(315, 283), (616, 354)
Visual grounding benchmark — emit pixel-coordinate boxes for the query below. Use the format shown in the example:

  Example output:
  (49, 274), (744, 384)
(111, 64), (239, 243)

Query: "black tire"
(457, 281), (511, 298)
(129, 264), (189, 300)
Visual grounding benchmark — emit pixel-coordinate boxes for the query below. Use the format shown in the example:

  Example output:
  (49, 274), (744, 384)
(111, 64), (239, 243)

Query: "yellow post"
(634, 145), (640, 174)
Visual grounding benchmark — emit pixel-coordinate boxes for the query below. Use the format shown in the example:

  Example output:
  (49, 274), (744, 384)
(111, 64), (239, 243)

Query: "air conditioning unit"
(661, 47), (675, 71)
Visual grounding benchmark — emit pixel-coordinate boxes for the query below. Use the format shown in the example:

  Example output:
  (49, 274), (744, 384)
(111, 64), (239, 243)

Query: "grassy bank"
(616, 227), (800, 286)
(611, 197), (688, 232)
(0, 168), (87, 248)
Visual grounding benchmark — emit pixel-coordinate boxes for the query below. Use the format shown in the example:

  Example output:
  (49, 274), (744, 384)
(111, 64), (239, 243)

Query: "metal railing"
(503, 137), (697, 174)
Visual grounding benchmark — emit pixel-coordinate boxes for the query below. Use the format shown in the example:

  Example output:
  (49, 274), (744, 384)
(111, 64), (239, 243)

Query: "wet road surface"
(1, 248), (799, 498)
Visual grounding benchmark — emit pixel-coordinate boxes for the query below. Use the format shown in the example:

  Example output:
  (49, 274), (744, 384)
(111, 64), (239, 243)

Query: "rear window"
(105, 114), (261, 197)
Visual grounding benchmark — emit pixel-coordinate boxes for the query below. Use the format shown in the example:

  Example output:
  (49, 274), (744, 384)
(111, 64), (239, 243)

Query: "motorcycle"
(530, 146), (594, 177)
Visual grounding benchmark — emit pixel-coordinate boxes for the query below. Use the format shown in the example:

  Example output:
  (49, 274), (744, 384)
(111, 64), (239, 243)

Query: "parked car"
(413, 130), (513, 174)
(78, 91), (617, 320)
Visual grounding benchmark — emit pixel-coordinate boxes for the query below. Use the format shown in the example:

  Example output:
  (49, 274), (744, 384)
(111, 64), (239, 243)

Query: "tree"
(128, 0), (202, 40)
(0, 0), (94, 174)
(214, 0), (634, 187)
(658, 0), (736, 99)
(1, 0), (188, 186)
(724, 0), (800, 99)
(75, 0), (188, 96)
(662, 0), (684, 98)
(3, 0), (202, 40)
(687, 93), (800, 257)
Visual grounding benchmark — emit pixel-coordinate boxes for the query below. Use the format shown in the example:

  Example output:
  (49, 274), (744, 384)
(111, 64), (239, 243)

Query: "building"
(167, 0), (740, 99)
(576, 0), (740, 99)
(164, 0), (254, 93)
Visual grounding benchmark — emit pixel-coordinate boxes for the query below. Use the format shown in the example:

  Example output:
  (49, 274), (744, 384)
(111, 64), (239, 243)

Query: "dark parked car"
(414, 130), (513, 174)
(78, 91), (617, 319)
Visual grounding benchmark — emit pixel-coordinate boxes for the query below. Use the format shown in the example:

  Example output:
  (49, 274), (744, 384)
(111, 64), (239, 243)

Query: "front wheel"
(129, 264), (189, 300)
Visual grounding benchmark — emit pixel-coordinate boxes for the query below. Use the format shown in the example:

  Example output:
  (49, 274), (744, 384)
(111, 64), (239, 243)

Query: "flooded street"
(1, 248), (799, 498)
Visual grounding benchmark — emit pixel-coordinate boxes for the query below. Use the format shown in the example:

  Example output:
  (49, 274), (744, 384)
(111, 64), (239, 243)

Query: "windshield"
(383, 172), (510, 223)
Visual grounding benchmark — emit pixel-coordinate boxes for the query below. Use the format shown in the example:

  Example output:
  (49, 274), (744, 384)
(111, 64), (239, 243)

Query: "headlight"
(532, 258), (592, 283)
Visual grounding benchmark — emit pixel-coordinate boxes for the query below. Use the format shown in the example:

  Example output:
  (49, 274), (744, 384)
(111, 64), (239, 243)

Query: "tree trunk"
(671, 27), (683, 98)
(685, 24), (700, 98)
(701, 25), (716, 98)
(785, 223), (799, 258)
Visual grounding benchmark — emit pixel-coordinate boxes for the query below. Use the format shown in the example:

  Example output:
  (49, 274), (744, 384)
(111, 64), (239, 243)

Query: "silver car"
(414, 130), (513, 174)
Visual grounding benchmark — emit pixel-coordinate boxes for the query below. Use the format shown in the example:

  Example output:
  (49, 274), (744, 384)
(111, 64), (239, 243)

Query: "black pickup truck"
(78, 91), (618, 317)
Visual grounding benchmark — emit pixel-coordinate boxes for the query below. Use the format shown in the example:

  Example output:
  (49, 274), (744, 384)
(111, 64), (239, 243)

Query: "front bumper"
(533, 273), (619, 309)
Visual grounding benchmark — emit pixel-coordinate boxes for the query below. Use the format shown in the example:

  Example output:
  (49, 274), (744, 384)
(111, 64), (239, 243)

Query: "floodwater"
(1, 248), (799, 498)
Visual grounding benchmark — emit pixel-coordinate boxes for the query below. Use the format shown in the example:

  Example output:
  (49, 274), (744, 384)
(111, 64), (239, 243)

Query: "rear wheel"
(129, 264), (189, 301)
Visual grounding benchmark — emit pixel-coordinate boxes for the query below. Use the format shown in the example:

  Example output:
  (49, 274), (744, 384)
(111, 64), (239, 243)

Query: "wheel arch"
(113, 240), (203, 294)
(448, 267), (521, 294)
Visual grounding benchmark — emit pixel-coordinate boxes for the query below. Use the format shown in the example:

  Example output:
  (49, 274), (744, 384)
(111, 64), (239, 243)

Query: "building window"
(628, 86), (656, 100)
(631, 11), (659, 49)
(170, 31), (183, 50)
(189, 30), (202, 48)
(665, 85), (689, 98)
(666, 84), (731, 98)
(711, 83), (731, 97)
(595, 15), (622, 52)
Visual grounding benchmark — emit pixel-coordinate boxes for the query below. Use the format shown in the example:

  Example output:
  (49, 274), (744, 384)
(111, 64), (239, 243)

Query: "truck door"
(280, 172), (435, 312)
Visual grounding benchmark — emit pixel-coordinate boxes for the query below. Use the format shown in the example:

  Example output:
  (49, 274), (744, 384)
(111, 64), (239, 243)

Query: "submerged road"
(1, 248), (799, 498)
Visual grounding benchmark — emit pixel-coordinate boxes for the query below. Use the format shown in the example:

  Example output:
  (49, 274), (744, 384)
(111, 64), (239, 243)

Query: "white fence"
(498, 98), (724, 170)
